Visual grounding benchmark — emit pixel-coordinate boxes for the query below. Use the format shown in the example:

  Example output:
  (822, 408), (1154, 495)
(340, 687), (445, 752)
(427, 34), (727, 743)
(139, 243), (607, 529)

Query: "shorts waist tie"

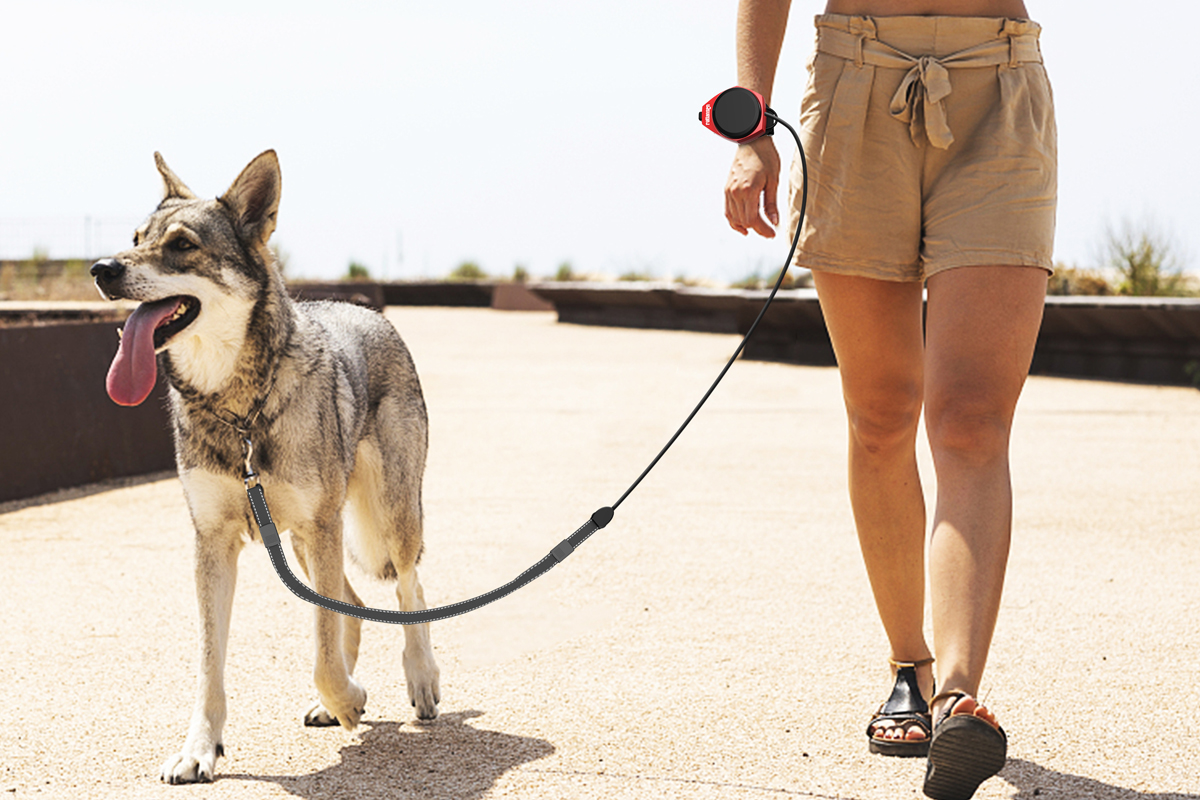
(816, 19), (1043, 149)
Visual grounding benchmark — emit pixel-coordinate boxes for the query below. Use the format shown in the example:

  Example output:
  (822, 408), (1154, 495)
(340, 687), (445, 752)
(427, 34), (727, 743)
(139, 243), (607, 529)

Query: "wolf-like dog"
(91, 151), (440, 784)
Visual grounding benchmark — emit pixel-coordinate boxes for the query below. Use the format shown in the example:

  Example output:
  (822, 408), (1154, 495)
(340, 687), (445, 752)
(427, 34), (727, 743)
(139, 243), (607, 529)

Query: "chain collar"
(205, 364), (281, 489)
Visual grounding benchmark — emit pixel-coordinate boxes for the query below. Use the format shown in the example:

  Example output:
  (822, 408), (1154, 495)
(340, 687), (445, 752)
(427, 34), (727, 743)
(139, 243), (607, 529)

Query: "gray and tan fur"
(92, 151), (440, 784)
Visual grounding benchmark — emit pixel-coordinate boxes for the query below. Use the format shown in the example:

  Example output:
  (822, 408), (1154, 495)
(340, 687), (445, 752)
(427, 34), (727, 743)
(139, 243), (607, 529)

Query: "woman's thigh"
(812, 271), (926, 448)
(923, 266), (1048, 460)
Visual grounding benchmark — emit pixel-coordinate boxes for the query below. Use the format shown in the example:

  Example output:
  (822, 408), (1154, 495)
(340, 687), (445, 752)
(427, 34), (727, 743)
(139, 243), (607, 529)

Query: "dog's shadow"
(226, 710), (553, 800)
(1002, 758), (1198, 800)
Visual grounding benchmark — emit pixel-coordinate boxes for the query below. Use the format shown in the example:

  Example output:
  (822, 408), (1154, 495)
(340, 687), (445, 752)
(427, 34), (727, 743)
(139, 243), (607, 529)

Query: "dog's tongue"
(106, 297), (181, 406)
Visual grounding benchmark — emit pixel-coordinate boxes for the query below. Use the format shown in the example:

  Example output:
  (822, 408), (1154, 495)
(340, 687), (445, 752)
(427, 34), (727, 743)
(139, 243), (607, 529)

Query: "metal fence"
(0, 217), (145, 261)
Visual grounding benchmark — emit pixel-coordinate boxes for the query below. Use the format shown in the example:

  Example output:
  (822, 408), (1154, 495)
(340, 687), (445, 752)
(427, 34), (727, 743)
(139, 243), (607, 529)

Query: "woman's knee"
(845, 383), (923, 455)
(925, 395), (1013, 465)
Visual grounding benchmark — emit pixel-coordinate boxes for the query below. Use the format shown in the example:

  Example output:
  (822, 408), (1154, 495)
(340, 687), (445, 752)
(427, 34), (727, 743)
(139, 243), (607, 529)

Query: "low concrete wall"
(527, 283), (746, 334)
(530, 283), (1200, 386)
(288, 280), (555, 311)
(1032, 296), (1200, 384)
(381, 281), (554, 311)
(288, 281), (385, 309)
(0, 305), (175, 504)
(382, 281), (494, 307)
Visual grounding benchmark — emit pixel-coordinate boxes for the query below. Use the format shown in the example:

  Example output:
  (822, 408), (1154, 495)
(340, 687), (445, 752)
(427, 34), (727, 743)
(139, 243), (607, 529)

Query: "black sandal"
(922, 691), (1008, 800)
(866, 657), (934, 758)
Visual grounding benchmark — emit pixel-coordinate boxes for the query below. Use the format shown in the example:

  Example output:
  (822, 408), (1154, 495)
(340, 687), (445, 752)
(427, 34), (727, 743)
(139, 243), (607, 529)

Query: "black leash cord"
(251, 112), (807, 624)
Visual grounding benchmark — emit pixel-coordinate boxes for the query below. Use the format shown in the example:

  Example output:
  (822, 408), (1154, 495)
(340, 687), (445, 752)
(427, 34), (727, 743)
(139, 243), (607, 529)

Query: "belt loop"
(1003, 19), (1021, 68)
(849, 15), (872, 68)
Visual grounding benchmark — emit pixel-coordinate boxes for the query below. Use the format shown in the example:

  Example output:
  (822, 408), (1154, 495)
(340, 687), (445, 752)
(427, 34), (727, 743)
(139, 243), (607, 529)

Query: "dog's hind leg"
(296, 515), (368, 730)
(161, 518), (244, 784)
(394, 555), (440, 720)
(347, 434), (439, 719)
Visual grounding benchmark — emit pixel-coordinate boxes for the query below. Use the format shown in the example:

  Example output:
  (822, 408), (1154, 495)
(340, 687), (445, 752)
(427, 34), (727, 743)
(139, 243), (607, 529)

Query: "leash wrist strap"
(249, 111), (806, 625)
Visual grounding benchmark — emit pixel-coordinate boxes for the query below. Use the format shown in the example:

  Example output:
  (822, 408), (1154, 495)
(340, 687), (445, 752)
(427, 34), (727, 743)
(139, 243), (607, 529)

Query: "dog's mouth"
(106, 295), (201, 406)
(149, 295), (202, 349)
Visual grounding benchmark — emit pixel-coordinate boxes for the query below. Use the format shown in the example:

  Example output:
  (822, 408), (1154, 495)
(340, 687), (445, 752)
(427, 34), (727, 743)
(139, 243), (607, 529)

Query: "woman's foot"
(923, 692), (1007, 800)
(867, 657), (935, 756)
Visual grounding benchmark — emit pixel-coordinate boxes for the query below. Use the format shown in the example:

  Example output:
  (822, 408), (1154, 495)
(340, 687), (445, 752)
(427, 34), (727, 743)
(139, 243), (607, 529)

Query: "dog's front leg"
(300, 516), (367, 730)
(161, 525), (243, 784)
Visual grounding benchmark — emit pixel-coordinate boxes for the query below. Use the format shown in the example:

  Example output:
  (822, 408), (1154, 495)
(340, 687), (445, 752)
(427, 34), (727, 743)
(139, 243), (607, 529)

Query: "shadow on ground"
(225, 711), (553, 800)
(0, 470), (175, 515)
(1003, 759), (1197, 800)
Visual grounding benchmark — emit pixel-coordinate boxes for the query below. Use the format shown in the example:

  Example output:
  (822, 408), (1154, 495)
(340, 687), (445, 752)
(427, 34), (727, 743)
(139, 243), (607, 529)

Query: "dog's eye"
(170, 238), (197, 252)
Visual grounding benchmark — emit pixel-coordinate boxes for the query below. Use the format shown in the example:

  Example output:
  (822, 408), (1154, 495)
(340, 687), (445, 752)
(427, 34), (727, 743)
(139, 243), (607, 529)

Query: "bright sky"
(2, 1), (1197, 284)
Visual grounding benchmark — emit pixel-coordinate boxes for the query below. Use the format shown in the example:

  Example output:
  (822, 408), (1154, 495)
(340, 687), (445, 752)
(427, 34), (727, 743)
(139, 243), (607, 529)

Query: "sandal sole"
(869, 737), (930, 758)
(922, 715), (1007, 800)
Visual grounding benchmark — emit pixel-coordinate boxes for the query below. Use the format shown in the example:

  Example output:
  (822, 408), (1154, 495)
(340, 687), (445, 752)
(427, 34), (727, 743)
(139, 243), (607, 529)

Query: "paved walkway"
(2, 307), (1197, 799)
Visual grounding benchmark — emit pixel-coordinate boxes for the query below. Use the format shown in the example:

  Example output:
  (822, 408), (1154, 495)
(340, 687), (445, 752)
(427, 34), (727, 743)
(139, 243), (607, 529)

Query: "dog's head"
(93, 151), (282, 406)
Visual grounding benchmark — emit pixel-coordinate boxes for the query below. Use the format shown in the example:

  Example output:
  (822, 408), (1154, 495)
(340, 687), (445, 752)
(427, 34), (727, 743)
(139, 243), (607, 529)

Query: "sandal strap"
(930, 689), (967, 706)
(867, 710), (931, 738)
(869, 710), (931, 725)
(880, 663), (931, 716)
(888, 656), (935, 669)
(929, 689), (1005, 737)
(930, 690), (968, 724)
(929, 690), (1008, 744)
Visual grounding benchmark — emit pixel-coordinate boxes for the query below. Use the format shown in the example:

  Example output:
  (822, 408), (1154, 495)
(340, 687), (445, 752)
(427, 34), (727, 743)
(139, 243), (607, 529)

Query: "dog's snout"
(90, 258), (125, 282)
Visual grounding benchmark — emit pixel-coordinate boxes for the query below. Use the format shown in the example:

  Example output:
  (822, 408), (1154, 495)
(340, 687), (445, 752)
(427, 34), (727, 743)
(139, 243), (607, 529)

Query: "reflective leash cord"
(247, 112), (808, 624)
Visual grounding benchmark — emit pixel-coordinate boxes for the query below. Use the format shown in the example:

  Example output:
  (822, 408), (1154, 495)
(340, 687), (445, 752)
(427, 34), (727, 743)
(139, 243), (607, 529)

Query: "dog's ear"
(154, 152), (197, 201)
(220, 150), (281, 246)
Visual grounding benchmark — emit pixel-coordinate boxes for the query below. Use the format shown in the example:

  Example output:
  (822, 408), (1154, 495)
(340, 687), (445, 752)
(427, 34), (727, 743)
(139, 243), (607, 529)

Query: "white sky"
(2, 1), (1197, 283)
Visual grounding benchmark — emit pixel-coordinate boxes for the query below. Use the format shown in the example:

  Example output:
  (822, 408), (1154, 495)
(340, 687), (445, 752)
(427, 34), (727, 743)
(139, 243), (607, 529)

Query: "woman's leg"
(923, 265), (1048, 724)
(812, 271), (934, 725)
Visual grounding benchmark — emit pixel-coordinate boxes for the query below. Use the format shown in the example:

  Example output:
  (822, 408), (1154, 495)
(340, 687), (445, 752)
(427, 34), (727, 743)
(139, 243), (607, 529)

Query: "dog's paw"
(303, 701), (342, 727)
(160, 741), (224, 784)
(307, 678), (367, 730)
(407, 659), (441, 721)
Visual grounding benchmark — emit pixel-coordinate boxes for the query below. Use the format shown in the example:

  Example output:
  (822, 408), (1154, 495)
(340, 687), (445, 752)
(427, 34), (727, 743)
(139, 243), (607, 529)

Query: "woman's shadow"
(1004, 759), (1198, 800)
(224, 710), (553, 800)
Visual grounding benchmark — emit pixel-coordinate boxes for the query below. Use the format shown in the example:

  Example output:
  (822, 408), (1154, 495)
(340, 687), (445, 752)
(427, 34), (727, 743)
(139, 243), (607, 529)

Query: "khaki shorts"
(787, 14), (1057, 282)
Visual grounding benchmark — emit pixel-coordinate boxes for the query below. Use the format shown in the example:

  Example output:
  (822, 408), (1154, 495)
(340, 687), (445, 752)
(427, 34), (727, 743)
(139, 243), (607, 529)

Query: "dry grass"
(0, 260), (99, 302)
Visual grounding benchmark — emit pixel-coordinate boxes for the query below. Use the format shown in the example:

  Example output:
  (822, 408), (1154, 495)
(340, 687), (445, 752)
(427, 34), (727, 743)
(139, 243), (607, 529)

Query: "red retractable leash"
(249, 87), (808, 623)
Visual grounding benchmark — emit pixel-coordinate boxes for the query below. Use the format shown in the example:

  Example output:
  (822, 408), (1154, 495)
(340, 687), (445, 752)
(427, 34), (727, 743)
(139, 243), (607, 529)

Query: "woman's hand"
(725, 135), (781, 238)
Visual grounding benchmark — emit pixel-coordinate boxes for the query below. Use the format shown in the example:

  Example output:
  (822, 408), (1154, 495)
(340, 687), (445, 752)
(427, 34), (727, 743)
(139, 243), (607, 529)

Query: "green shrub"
(1047, 264), (1112, 296)
(731, 267), (799, 290)
(449, 261), (487, 281)
(345, 261), (370, 280)
(1105, 222), (1192, 297)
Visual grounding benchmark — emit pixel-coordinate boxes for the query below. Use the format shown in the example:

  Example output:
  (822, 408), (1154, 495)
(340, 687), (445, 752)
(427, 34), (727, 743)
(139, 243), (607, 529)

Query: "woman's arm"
(726, 0), (793, 238)
(737, 0), (792, 105)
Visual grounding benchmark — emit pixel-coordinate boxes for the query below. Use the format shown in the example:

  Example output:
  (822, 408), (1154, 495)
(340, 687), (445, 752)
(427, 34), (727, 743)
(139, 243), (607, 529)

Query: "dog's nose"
(90, 258), (124, 282)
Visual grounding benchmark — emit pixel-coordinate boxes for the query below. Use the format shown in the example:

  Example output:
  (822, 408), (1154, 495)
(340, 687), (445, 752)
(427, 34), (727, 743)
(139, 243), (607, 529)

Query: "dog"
(91, 151), (440, 784)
